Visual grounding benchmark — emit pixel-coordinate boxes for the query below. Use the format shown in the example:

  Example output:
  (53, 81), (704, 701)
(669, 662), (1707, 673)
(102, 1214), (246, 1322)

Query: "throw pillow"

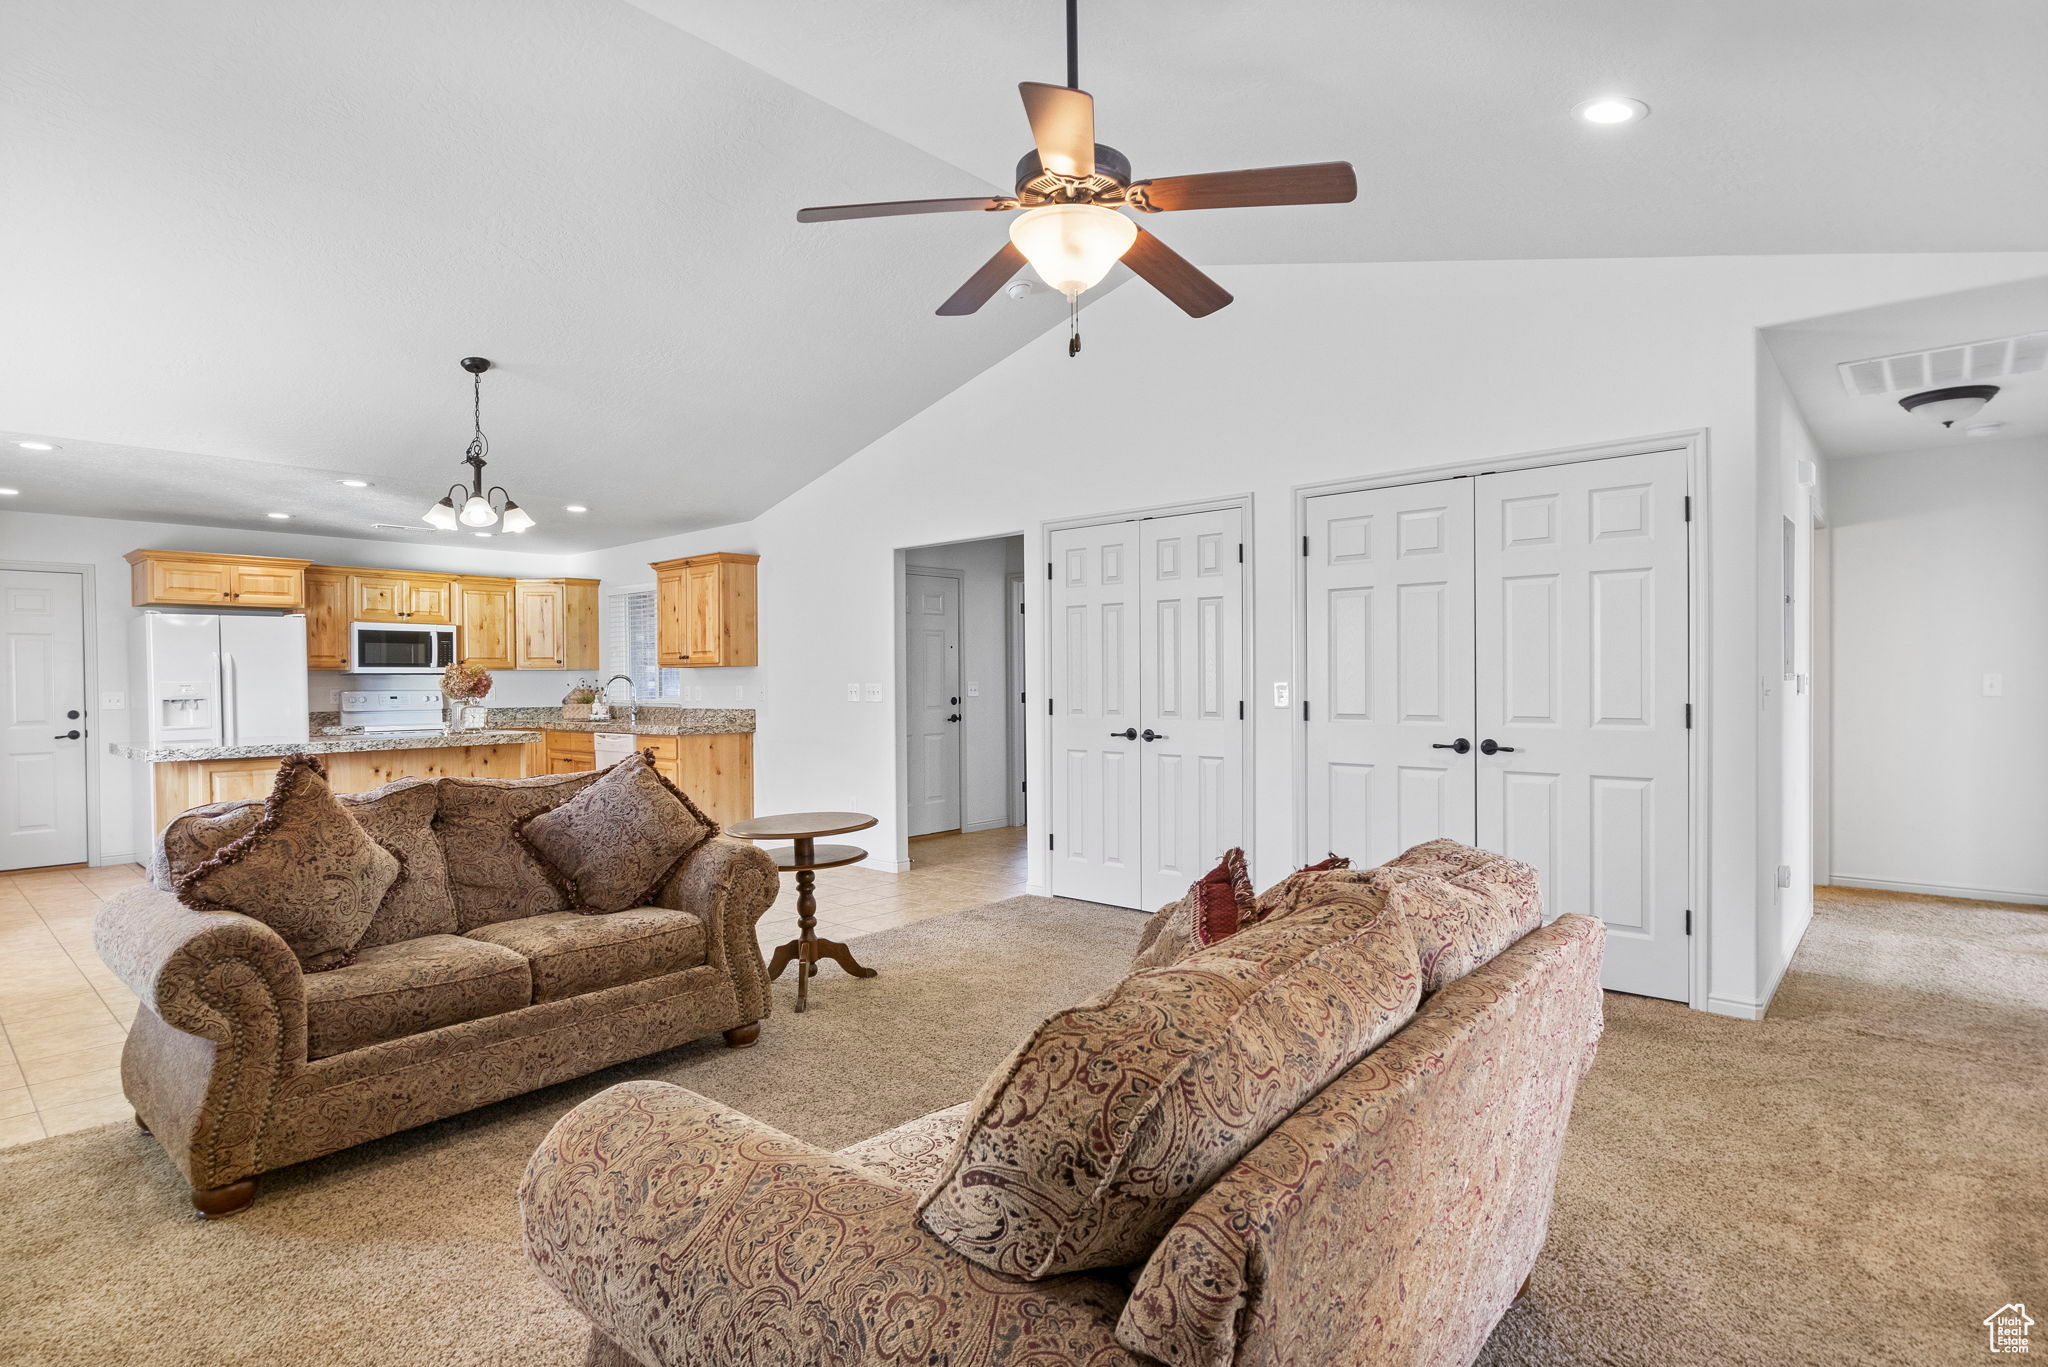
(435, 768), (609, 930)
(339, 777), (457, 948)
(1129, 847), (1254, 971)
(920, 881), (1420, 1278)
(170, 754), (398, 972)
(1362, 838), (1543, 991)
(519, 750), (717, 912)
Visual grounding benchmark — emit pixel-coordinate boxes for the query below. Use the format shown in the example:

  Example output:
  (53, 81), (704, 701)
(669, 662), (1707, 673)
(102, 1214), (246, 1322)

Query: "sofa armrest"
(93, 883), (306, 1051)
(521, 1081), (1139, 1367)
(657, 835), (777, 1022)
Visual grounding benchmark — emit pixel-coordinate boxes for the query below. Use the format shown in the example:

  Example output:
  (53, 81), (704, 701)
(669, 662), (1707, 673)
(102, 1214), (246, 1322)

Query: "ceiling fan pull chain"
(1068, 290), (1081, 357)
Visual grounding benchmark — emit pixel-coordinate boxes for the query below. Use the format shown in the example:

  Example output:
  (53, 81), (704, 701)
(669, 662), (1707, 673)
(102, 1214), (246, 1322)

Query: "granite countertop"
(482, 706), (755, 736)
(109, 729), (544, 764)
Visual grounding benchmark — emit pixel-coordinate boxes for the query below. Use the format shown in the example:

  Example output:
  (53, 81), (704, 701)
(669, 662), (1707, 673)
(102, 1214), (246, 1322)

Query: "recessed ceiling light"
(0, 488), (18, 497)
(338, 478), (371, 488)
(564, 504), (588, 513)
(267, 512), (292, 520)
(1964, 422), (2006, 438)
(1574, 97), (1649, 126)
(14, 440), (58, 451)
(473, 531), (492, 538)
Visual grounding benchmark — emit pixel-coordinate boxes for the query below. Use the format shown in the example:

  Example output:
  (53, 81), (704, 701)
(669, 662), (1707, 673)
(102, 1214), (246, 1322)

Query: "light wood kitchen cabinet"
(126, 550), (309, 609)
(456, 577), (516, 670)
(541, 729), (753, 825)
(351, 572), (457, 624)
(651, 553), (758, 667)
(303, 567), (351, 670)
(516, 578), (599, 671)
(544, 729), (595, 774)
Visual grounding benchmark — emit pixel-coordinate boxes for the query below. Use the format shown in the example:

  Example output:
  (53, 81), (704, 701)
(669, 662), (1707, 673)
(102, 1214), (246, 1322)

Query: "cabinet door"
(545, 731), (595, 772)
(656, 567), (689, 667)
(458, 580), (516, 669)
(150, 560), (235, 605)
(517, 582), (566, 669)
(229, 563), (303, 608)
(684, 560), (722, 665)
(304, 571), (351, 670)
(404, 577), (457, 624)
(562, 581), (600, 671)
(352, 575), (406, 622)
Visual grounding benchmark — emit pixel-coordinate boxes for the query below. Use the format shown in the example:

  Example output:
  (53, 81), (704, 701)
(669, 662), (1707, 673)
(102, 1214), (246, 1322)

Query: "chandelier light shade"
(1008, 204), (1138, 298)
(421, 357), (536, 533)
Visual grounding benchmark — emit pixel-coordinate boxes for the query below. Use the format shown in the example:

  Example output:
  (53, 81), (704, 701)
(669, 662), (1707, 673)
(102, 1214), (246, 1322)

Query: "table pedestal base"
(766, 854), (878, 1012)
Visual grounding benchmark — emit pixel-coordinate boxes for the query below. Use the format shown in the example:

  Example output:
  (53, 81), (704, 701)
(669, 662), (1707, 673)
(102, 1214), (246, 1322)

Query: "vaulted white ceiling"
(3, 0), (2044, 548)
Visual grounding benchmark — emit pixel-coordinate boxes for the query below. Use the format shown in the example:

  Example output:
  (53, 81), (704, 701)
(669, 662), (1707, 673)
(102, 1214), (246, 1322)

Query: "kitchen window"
(605, 588), (681, 701)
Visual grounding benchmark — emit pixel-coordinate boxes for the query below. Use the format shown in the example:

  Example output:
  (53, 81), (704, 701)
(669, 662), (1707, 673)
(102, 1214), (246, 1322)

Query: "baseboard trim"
(959, 817), (1009, 833)
(1704, 994), (1767, 1021)
(95, 851), (140, 869)
(1828, 875), (2048, 908)
(865, 857), (910, 874)
(1025, 882), (1049, 898)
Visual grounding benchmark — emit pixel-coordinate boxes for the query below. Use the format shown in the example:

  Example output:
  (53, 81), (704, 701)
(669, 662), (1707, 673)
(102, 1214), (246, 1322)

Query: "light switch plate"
(967, 682), (980, 697)
(1272, 682), (1290, 708)
(862, 683), (883, 703)
(846, 682), (861, 702)
(99, 692), (125, 710)
(1984, 673), (2004, 697)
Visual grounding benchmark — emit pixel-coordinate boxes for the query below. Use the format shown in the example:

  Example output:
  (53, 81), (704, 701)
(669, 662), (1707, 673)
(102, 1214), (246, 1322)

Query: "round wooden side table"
(726, 811), (879, 1013)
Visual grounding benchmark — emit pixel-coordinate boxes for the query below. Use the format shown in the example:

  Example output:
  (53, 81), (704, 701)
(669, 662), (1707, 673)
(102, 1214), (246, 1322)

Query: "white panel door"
(1475, 449), (1691, 1000)
(1303, 479), (1477, 867)
(1139, 509), (1244, 907)
(904, 571), (962, 837)
(1047, 521), (1144, 905)
(2, 570), (89, 871)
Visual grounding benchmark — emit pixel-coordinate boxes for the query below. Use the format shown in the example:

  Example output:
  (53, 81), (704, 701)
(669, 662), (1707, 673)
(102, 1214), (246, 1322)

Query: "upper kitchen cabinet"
(304, 567), (351, 670)
(350, 572), (457, 624)
(456, 577), (517, 670)
(127, 550), (308, 609)
(515, 578), (599, 671)
(652, 553), (758, 667)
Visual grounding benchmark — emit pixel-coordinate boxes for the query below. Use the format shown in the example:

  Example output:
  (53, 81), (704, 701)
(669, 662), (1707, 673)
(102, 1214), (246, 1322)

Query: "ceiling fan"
(796, 0), (1356, 353)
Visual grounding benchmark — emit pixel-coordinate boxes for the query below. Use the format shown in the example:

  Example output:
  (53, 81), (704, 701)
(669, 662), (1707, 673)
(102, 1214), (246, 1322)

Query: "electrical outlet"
(862, 683), (883, 703)
(733, 684), (745, 703)
(846, 682), (861, 702)
(99, 691), (126, 711)
(1984, 673), (2004, 697)
(1776, 864), (1792, 889)
(1273, 681), (1290, 708)
(328, 689), (342, 707)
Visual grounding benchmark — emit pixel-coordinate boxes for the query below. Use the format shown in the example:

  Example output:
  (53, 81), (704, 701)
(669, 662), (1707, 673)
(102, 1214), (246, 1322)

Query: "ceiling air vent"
(1838, 331), (2048, 397)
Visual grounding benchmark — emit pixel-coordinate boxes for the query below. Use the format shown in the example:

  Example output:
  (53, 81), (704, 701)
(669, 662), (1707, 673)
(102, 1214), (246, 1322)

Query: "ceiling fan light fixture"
(1898, 384), (1999, 428)
(1009, 204), (1137, 298)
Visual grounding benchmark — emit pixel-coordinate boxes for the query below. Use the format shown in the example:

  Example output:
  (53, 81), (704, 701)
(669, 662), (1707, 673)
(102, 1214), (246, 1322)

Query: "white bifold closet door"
(1049, 508), (1244, 909)
(1304, 449), (1690, 1000)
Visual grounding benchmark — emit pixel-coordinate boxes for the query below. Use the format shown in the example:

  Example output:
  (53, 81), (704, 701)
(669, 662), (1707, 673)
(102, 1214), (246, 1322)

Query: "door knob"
(1110, 727), (1138, 740)
(67, 710), (80, 720)
(945, 713), (961, 723)
(54, 730), (80, 740)
(1432, 739), (1472, 754)
(1479, 739), (1516, 755)
(1141, 729), (1167, 742)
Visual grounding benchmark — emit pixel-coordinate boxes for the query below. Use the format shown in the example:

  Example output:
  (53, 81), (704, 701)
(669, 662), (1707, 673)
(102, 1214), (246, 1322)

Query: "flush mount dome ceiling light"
(422, 357), (536, 534)
(1898, 383), (2000, 428)
(794, 0), (1357, 354)
(1574, 96), (1649, 125)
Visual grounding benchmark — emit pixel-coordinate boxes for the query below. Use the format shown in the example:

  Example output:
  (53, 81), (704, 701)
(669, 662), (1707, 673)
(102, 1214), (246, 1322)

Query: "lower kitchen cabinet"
(541, 730), (753, 827)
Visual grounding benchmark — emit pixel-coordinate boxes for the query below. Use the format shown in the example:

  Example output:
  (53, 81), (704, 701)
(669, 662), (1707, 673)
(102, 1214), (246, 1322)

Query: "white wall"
(0, 509), (595, 863)
(899, 535), (1026, 837)
(1826, 437), (2048, 904)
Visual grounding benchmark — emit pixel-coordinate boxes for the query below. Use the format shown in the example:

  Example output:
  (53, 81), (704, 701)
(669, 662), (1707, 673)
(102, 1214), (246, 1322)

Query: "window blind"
(603, 588), (681, 701)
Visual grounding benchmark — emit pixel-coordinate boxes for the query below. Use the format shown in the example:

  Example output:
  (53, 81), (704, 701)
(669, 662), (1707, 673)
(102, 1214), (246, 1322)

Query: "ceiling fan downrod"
(1065, 0), (1079, 90)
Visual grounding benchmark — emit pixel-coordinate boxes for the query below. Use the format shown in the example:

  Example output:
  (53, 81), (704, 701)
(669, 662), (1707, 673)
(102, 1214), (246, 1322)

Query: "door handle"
(54, 730), (80, 740)
(1432, 738), (1472, 754)
(1109, 727), (1138, 740)
(945, 713), (961, 723)
(1142, 729), (1167, 742)
(1479, 739), (1516, 755)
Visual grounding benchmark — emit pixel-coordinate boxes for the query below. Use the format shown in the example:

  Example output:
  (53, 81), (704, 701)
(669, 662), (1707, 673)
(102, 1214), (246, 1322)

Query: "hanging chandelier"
(422, 357), (534, 533)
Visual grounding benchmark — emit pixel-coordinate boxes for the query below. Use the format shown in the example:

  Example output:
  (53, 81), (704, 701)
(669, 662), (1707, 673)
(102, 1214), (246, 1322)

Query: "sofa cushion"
(920, 881), (1421, 1278)
(435, 769), (607, 931)
(339, 777), (458, 948)
(168, 755), (397, 972)
(302, 933), (531, 1059)
(839, 1101), (974, 1193)
(1251, 853), (1355, 922)
(1363, 839), (1544, 992)
(1129, 847), (1255, 971)
(519, 752), (717, 912)
(464, 907), (707, 1003)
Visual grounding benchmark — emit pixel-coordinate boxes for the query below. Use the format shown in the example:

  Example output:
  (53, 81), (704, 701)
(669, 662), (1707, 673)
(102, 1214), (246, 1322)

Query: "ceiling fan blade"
(1127, 162), (1358, 213)
(1019, 81), (1095, 180)
(936, 242), (1029, 316)
(797, 196), (1016, 224)
(1121, 230), (1232, 318)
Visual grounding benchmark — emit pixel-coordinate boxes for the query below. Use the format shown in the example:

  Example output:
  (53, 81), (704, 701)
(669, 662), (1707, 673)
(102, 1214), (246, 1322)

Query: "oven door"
(351, 623), (455, 674)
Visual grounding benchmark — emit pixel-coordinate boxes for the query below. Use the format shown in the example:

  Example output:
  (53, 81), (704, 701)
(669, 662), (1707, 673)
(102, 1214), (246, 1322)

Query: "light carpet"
(1, 888), (2041, 1366)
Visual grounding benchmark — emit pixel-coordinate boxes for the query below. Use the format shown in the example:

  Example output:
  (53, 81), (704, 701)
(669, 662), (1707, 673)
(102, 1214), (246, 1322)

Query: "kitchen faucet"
(602, 675), (637, 726)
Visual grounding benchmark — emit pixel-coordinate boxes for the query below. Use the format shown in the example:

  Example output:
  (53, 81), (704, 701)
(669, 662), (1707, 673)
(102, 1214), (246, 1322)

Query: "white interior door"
(1303, 479), (1477, 866)
(905, 571), (963, 837)
(2, 570), (89, 871)
(1048, 522), (1144, 905)
(1139, 509), (1245, 906)
(1474, 450), (1691, 1000)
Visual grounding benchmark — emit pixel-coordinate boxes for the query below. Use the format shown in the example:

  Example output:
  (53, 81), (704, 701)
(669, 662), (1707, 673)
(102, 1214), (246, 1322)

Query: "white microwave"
(350, 621), (458, 674)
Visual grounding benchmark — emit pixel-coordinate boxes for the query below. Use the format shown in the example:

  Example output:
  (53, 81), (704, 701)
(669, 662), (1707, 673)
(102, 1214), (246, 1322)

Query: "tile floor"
(0, 826), (1029, 1151)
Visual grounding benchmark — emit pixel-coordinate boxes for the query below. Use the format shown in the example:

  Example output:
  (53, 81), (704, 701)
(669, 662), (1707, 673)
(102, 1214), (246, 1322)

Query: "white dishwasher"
(591, 731), (638, 768)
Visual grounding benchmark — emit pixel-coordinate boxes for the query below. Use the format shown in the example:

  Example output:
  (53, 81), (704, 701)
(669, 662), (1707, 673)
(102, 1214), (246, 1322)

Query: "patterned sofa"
(93, 768), (778, 1216)
(520, 850), (1607, 1367)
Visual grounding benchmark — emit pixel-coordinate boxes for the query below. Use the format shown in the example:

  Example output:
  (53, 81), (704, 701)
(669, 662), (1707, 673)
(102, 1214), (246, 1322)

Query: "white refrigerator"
(131, 612), (310, 750)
